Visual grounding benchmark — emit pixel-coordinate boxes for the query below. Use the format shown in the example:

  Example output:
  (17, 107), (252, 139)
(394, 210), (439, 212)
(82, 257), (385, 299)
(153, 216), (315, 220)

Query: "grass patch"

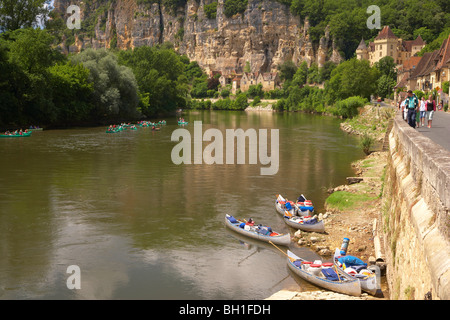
(325, 191), (377, 211)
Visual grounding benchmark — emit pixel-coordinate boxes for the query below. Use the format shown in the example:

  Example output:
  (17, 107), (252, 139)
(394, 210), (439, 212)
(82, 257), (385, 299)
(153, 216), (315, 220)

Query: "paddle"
(269, 241), (295, 262)
(333, 265), (343, 283)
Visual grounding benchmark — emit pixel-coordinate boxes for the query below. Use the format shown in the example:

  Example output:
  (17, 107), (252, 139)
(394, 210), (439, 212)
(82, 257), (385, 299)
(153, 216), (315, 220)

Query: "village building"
(231, 75), (243, 94)
(257, 72), (280, 91)
(240, 72), (260, 92)
(395, 33), (450, 105)
(356, 26), (426, 66)
(216, 70), (281, 94)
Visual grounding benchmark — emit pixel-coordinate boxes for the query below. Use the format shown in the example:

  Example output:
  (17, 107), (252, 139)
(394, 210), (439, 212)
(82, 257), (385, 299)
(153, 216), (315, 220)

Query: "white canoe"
(333, 249), (380, 296)
(287, 250), (361, 297)
(275, 201), (325, 233)
(284, 216), (325, 233)
(225, 214), (291, 246)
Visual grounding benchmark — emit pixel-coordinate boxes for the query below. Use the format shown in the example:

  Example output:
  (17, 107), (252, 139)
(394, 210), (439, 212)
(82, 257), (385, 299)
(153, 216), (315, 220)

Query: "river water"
(0, 110), (364, 299)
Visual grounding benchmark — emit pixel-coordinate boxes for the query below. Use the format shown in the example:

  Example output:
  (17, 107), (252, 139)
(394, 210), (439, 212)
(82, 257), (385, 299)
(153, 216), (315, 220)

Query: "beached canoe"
(0, 132), (32, 138)
(295, 194), (314, 215)
(333, 249), (380, 296)
(284, 215), (325, 233)
(225, 214), (290, 246)
(287, 250), (361, 297)
(275, 194), (297, 216)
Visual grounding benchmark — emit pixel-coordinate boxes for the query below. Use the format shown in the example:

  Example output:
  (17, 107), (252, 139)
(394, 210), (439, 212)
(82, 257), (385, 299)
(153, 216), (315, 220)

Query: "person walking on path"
(419, 97), (426, 127)
(426, 95), (436, 128)
(405, 90), (419, 128)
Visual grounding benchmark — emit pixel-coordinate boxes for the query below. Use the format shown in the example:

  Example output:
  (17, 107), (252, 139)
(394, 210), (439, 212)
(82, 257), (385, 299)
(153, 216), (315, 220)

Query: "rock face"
(53, 0), (343, 73)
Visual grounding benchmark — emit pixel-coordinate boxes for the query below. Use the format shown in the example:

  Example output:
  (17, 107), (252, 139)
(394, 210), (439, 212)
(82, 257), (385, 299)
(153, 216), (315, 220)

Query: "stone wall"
(382, 113), (450, 299)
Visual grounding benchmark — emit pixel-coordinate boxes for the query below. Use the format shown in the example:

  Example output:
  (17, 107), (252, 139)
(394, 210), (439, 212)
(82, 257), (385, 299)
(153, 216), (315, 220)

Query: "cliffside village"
(210, 70), (281, 95)
(206, 26), (450, 105)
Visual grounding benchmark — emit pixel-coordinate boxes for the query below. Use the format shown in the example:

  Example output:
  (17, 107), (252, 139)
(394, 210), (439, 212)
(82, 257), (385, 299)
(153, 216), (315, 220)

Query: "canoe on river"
(0, 132), (32, 138)
(225, 214), (290, 246)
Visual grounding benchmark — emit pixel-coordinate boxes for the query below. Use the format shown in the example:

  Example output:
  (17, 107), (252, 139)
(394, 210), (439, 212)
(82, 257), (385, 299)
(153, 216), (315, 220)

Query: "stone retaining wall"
(383, 113), (450, 299)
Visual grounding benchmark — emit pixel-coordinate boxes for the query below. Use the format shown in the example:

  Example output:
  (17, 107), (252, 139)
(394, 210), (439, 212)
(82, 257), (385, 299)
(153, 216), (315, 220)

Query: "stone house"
(240, 72), (260, 92)
(258, 72), (280, 91)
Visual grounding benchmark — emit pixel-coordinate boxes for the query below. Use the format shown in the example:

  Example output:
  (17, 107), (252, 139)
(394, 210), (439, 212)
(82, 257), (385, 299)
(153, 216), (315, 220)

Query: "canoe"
(333, 249), (380, 296)
(178, 121), (188, 125)
(28, 128), (43, 131)
(275, 195), (297, 216)
(295, 194), (314, 215)
(287, 250), (361, 297)
(0, 132), (32, 138)
(284, 215), (325, 233)
(106, 129), (120, 133)
(225, 214), (290, 246)
(296, 204), (314, 216)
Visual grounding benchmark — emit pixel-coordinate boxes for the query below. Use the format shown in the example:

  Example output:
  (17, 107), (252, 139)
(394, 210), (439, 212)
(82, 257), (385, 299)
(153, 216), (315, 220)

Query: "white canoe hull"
(284, 216), (325, 233)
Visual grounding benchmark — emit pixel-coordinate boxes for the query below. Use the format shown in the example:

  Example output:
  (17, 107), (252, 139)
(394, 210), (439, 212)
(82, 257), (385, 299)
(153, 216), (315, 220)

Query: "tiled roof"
(357, 39), (367, 50)
(375, 26), (398, 40)
(409, 50), (439, 79)
(435, 34), (450, 70)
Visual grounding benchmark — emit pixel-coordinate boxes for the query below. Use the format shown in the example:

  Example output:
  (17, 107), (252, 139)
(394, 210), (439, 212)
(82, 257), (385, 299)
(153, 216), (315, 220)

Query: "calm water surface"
(0, 110), (364, 299)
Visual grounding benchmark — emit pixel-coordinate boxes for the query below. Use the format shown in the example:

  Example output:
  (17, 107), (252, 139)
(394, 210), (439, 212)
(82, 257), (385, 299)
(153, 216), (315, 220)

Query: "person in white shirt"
(401, 99), (407, 122)
(419, 97), (426, 127)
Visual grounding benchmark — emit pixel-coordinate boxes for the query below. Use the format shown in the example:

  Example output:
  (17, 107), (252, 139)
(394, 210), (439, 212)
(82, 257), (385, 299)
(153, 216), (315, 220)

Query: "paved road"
(416, 111), (450, 151)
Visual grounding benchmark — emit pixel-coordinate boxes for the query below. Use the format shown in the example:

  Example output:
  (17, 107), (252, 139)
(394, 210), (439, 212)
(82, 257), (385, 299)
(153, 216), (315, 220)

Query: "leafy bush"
(332, 96), (366, 118)
(251, 96), (261, 106)
(224, 0), (248, 18)
(204, 2), (218, 19)
(359, 133), (374, 155)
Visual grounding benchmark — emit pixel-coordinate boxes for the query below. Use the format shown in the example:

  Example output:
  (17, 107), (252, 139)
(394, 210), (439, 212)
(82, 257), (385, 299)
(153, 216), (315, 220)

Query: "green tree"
(118, 46), (186, 116)
(278, 60), (297, 82)
(204, 2), (218, 19)
(0, 0), (50, 31)
(377, 75), (396, 99)
(223, 0), (248, 18)
(326, 58), (379, 103)
(292, 61), (308, 87)
(375, 56), (397, 82)
(48, 61), (94, 124)
(72, 49), (140, 120)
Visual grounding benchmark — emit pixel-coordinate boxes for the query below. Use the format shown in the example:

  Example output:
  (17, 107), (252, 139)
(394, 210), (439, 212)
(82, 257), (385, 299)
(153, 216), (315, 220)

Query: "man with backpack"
(404, 90), (419, 128)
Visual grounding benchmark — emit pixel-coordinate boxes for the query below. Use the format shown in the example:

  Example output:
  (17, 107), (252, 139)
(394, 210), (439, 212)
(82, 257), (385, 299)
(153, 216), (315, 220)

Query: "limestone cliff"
(53, 0), (343, 73)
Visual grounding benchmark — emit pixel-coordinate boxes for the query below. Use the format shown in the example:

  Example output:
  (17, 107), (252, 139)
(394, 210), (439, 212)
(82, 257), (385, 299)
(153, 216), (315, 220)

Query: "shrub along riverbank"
(0, 27), (397, 129)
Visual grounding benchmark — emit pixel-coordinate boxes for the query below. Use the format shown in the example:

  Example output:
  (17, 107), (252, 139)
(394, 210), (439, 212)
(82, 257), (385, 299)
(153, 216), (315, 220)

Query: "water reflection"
(0, 111), (363, 299)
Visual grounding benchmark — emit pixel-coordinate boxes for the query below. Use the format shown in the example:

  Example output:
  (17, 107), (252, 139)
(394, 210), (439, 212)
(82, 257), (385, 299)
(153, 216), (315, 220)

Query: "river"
(0, 110), (364, 299)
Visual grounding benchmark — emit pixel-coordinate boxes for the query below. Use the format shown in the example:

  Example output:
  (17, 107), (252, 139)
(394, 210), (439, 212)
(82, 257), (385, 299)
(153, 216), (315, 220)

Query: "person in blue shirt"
(404, 90), (419, 128)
